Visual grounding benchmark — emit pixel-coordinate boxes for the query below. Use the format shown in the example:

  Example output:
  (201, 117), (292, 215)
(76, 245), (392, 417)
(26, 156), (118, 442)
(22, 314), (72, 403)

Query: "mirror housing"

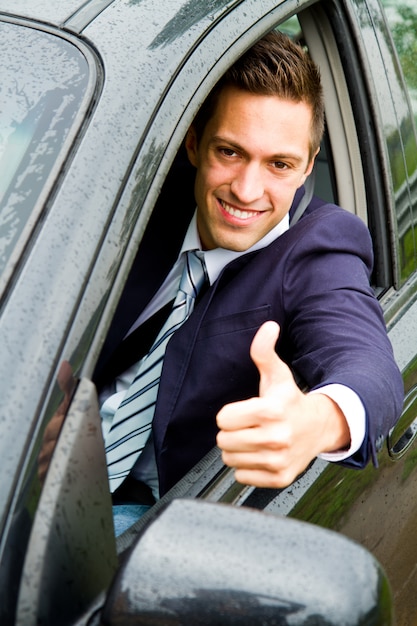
(101, 498), (393, 625)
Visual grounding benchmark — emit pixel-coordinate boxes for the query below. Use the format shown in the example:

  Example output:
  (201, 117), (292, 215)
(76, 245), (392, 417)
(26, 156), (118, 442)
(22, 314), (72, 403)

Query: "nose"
(230, 163), (264, 204)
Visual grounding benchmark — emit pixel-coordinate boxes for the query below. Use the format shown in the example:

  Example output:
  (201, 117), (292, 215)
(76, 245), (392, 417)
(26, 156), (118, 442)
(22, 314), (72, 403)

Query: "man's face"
(186, 86), (318, 251)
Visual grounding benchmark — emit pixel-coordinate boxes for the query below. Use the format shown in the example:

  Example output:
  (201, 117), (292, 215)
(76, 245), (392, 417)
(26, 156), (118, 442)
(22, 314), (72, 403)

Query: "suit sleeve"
(280, 204), (403, 468)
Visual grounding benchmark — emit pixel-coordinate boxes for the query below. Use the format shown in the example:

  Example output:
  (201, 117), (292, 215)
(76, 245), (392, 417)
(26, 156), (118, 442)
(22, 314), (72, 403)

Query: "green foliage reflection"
(382, 1), (417, 114)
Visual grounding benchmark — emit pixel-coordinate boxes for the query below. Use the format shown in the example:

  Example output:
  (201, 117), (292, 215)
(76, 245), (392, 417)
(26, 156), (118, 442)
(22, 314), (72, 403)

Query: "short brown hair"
(193, 30), (324, 159)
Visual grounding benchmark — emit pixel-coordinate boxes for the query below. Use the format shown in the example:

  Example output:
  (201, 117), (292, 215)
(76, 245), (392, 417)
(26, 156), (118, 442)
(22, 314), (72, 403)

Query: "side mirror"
(102, 499), (393, 625)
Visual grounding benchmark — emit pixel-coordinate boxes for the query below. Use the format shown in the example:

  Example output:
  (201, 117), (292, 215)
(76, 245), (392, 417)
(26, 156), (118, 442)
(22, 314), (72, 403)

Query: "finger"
(220, 448), (300, 488)
(37, 440), (56, 484)
(216, 397), (263, 431)
(250, 321), (292, 397)
(57, 360), (76, 397)
(220, 445), (306, 488)
(42, 411), (65, 443)
(217, 417), (290, 452)
(233, 466), (300, 489)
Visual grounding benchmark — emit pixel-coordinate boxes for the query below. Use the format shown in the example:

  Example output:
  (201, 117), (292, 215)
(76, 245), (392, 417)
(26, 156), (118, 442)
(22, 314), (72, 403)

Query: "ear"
(185, 125), (199, 167)
(300, 147), (320, 185)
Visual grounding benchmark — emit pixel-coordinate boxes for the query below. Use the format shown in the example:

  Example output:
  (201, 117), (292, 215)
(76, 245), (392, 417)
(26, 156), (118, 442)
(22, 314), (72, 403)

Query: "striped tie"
(105, 250), (208, 492)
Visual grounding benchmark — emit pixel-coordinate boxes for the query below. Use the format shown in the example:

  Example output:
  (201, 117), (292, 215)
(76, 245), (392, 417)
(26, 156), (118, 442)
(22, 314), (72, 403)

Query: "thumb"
(250, 321), (288, 397)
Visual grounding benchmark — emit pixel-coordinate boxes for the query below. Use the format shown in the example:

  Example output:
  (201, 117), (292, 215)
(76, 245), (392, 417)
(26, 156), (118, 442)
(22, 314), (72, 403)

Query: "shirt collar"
(180, 210), (289, 285)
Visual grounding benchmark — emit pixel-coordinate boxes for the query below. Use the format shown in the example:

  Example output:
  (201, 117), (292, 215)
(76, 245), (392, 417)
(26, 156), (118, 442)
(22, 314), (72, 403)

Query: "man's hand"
(216, 321), (350, 488)
(38, 361), (76, 484)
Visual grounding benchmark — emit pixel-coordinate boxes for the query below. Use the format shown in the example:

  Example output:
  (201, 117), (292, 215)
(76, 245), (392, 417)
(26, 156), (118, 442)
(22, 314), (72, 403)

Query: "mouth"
(219, 199), (261, 221)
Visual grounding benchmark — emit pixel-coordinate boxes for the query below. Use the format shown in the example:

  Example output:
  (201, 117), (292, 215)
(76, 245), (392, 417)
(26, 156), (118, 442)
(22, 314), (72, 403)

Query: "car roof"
(0, 0), (114, 25)
(0, 0), (240, 34)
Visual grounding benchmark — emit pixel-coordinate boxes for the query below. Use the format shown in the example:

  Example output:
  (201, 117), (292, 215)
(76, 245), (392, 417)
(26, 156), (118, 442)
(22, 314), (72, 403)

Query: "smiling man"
(187, 88), (316, 251)
(95, 30), (403, 532)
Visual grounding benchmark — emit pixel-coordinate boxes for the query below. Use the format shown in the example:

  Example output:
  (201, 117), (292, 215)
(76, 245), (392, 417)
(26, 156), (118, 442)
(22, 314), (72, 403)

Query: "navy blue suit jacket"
(96, 187), (403, 496)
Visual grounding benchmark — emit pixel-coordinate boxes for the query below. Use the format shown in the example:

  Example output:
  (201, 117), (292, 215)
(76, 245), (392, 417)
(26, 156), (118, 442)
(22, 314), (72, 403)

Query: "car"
(1, 0), (416, 624)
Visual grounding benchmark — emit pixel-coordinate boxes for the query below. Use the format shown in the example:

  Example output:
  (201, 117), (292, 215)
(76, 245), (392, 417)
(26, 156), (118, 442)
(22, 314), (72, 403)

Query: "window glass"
(0, 22), (90, 275)
(279, 15), (335, 205)
(382, 0), (417, 121)
(381, 0), (417, 282)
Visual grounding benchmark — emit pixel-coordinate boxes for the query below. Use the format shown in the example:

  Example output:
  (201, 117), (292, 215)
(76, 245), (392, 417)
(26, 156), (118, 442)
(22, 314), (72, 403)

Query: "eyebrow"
(209, 135), (305, 164)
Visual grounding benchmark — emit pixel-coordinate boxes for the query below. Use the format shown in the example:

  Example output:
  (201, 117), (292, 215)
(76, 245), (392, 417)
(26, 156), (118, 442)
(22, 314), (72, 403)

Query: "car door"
(147, 2), (417, 625)
(94, 1), (417, 624)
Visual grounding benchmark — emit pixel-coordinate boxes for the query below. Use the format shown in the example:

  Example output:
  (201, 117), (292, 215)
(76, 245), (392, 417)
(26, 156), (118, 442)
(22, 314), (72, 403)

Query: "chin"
(219, 239), (254, 252)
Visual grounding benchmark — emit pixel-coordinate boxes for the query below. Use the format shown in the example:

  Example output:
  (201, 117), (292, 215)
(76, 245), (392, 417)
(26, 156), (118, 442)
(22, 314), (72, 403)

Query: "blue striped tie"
(105, 250), (208, 492)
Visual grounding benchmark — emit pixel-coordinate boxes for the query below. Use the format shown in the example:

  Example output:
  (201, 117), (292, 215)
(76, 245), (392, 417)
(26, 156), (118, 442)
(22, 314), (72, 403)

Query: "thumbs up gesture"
(216, 321), (350, 488)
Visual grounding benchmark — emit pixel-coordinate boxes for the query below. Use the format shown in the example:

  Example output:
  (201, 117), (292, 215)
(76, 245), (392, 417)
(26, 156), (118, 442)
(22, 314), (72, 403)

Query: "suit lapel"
(94, 191), (194, 382)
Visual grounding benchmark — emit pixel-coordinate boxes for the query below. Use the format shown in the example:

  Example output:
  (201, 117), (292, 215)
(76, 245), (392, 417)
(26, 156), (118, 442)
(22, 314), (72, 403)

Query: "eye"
(271, 161), (288, 170)
(219, 147), (238, 157)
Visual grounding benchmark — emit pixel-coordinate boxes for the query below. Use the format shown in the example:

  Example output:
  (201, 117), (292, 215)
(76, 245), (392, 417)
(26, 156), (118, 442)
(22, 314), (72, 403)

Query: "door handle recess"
(389, 385), (417, 459)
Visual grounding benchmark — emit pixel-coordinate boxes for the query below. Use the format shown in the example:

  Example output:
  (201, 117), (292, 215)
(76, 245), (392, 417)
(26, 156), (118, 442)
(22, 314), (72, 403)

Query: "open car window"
(92, 5), (374, 535)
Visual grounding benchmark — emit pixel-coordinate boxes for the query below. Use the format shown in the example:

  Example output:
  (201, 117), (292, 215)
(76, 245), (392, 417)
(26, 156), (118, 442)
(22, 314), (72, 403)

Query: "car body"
(1, 0), (417, 623)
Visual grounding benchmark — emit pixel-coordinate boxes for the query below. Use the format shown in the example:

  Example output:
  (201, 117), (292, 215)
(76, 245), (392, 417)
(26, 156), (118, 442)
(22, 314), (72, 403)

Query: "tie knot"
(180, 250), (208, 299)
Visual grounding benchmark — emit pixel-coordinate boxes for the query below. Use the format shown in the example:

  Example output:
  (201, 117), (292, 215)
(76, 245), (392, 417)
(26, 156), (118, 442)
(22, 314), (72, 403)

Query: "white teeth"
(221, 200), (255, 220)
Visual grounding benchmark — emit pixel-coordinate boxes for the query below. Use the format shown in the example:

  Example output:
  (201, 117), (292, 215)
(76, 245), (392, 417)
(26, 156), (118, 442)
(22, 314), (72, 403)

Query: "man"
(95, 31), (403, 516)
